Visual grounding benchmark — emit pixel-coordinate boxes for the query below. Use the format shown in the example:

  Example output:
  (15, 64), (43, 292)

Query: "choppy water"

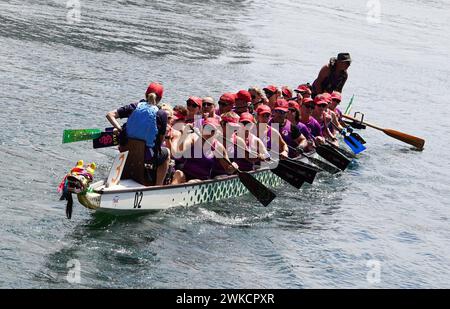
(1, 0), (449, 288)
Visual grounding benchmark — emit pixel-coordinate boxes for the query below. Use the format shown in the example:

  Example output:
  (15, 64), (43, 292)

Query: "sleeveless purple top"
(183, 139), (217, 180)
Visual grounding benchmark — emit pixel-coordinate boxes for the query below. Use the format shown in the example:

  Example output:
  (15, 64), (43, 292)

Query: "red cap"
(235, 90), (252, 103)
(256, 104), (272, 115)
(145, 82), (164, 99)
(288, 100), (300, 111)
(274, 99), (289, 112)
(187, 96), (203, 108)
(331, 91), (342, 101)
(263, 85), (278, 94)
(302, 97), (314, 105)
(219, 93), (236, 105)
(203, 117), (220, 129)
(316, 93), (332, 103)
(221, 116), (239, 124)
(239, 112), (255, 123)
(173, 111), (186, 121)
(314, 96), (328, 106)
(294, 84), (312, 95)
(281, 86), (293, 99)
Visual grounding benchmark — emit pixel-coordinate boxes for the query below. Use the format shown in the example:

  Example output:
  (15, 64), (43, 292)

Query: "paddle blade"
(271, 164), (305, 189)
(343, 134), (366, 154)
(316, 145), (351, 171)
(383, 129), (425, 150)
(280, 159), (317, 184)
(350, 132), (366, 144)
(93, 131), (119, 149)
(238, 171), (276, 207)
(63, 129), (102, 143)
(304, 156), (340, 175)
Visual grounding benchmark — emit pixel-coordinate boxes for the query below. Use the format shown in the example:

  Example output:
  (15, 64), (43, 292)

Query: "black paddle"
(315, 144), (351, 171)
(325, 140), (356, 159)
(195, 130), (276, 207)
(218, 132), (312, 189)
(288, 145), (341, 174)
(276, 157), (319, 184)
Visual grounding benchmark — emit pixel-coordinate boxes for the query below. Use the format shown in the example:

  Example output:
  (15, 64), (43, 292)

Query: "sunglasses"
(332, 99), (341, 104)
(187, 102), (199, 108)
(218, 101), (230, 106)
(303, 104), (315, 109)
(273, 110), (287, 115)
(241, 121), (252, 126)
(317, 104), (328, 108)
(260, 113), (271, 118)
(202, 102), (214, 107)
(288, 108), (297, 113)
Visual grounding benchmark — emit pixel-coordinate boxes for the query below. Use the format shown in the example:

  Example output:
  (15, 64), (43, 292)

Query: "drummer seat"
(120, 138), (154, 186)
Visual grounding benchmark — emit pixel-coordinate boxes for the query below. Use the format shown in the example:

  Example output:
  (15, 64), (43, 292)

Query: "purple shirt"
(302, 117), (322, 137)
(296, 121), (313, 141)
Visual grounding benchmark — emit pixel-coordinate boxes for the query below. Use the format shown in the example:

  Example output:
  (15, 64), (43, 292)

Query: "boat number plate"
(133, 191), (143, 209)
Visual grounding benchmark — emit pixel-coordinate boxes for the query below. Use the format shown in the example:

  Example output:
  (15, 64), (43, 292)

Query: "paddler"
(217, 93), (236, 115)
(255, 104), (289, 158)
(263, 85), (281, 110)
(185, 96), (203, 127)
(294, 84), (312, 99)
(312, 95), (338, 145)
(299, 97), (325, 145)
(171, 118), (237, 184)
(269, 99), (309, 158)
(202, 96), (221, 120)
(287, 100), (315, 152)
(311, 52), (352, 97)
(234, 90), (252, 115)
(105, 82), (170, 186)
(248, 86), (268, 113)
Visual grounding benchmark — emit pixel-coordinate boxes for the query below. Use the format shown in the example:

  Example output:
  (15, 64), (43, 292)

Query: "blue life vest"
(126, 102), (158, 148)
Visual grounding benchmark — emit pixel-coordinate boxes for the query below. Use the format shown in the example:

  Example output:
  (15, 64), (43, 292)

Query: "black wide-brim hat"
(337, 53), (352, 62)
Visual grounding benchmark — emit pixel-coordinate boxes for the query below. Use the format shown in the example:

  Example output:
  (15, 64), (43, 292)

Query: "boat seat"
(120, 138), (154, 186)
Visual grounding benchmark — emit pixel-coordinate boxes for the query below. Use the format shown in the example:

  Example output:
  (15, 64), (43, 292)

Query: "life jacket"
(126, 102), (158, 148)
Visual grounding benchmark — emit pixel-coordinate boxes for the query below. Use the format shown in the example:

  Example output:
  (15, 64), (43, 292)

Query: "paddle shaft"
(342, 114), (425, 149)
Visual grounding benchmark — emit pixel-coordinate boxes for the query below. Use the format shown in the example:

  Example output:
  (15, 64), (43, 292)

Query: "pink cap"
(219, 93), (236, 105)
(187, 96), (203, 108)
(302, 97), (314, 105)
(295, 84), (312, 95)
(263, 85), (278, 94)
(235, 90), (252, 103)
(331, 91), (342, 101)
(274, 99), (289, 112)
(256, 104), (272, 115)
(314, 96), (328, 106)
(203, 117), (220, 129)
(288, 100), (300, 111)
(239, 112), (255, 123)
(281, 86), (293, 99)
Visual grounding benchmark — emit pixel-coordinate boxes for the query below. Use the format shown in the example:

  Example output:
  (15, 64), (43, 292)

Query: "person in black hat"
(311, 53), (352, 97)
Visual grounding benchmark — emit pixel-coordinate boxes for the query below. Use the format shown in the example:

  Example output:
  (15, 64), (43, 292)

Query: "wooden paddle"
(195, 130), (276, 206)
(342, 114), (425, 150)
